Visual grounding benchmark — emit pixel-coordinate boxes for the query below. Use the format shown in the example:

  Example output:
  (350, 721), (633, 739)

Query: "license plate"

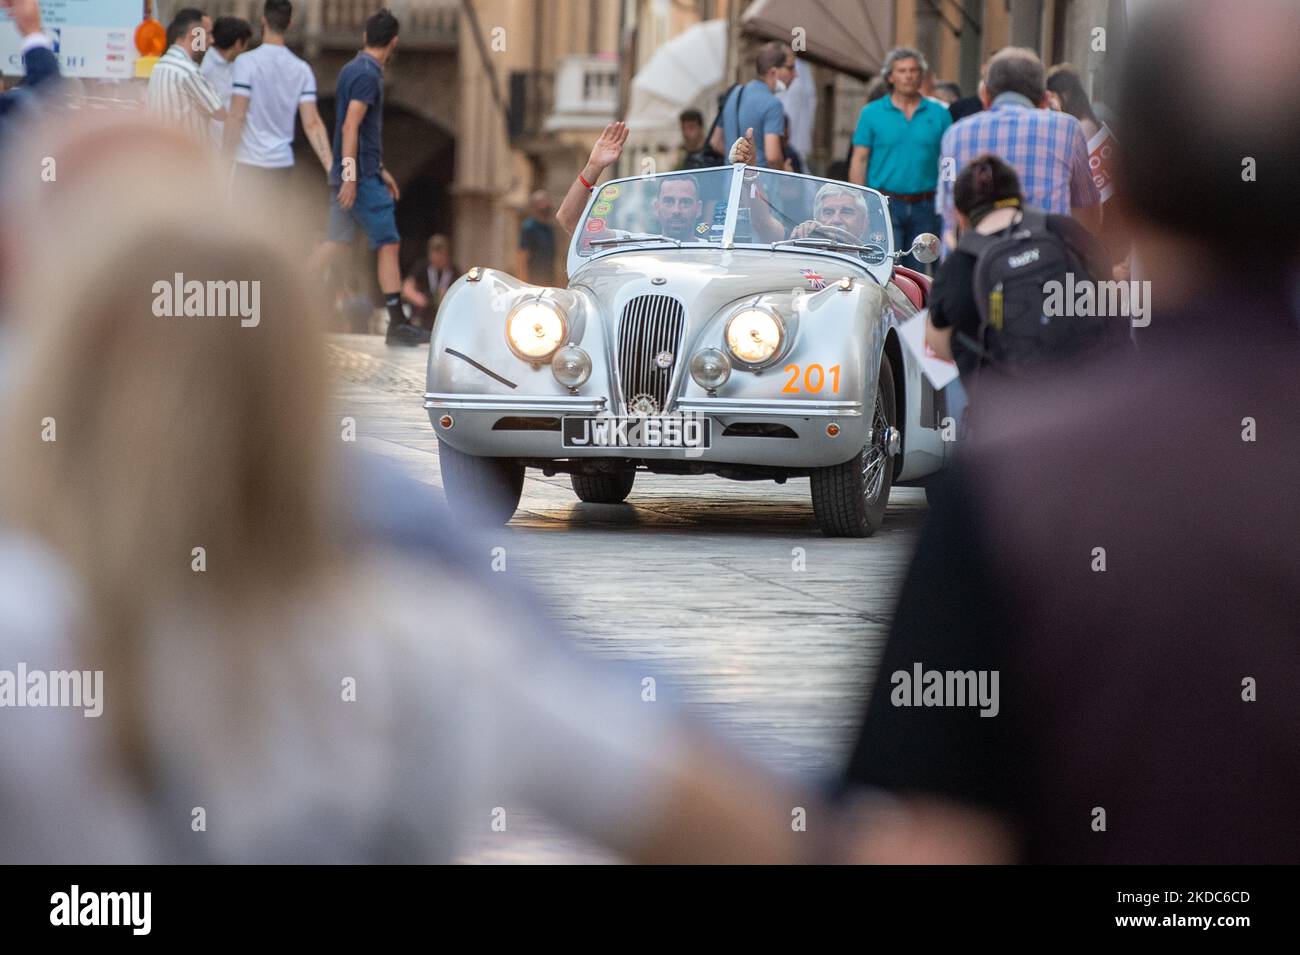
(562, 414), (711, 449)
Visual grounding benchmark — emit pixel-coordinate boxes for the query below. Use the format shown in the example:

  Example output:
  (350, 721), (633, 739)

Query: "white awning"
(741, 0), (894, 80)
(625, 19), (728, 135)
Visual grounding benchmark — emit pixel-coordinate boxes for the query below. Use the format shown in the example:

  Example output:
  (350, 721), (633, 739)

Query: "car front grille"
(617, 294), (685, 414)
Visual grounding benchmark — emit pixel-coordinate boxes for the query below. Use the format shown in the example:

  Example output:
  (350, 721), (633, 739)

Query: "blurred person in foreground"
(843, 0), (1300, 863)
(0, 116), (1002, 864)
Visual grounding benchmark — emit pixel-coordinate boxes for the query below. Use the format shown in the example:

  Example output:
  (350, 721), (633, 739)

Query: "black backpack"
(955, 209), (1116, 375)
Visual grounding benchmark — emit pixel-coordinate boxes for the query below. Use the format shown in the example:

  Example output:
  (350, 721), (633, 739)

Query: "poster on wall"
(1, 0), (142, 79)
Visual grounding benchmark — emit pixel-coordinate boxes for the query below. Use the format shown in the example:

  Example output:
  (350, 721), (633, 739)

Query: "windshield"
(576, 168), (734, 255)
(735, 168), (891, 262)
(574, 166), (892, 267)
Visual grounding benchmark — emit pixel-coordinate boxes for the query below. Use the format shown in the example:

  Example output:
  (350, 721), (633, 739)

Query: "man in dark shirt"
(843, 0), (1300, 864)
(400, 234), (459, 330)
(312, 9), (427, 346)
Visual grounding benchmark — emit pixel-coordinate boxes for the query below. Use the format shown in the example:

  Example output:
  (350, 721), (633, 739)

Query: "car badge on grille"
(654, 350), (674, 370)
(628, 393), (660, 416)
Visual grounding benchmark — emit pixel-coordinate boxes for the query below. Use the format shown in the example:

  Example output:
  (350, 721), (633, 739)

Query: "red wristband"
(577, 172), (594, 190)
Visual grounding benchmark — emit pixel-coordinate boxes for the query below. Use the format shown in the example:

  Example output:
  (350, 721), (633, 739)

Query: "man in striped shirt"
(146, 8), (226, 144)
(936, 47), (1100, 253)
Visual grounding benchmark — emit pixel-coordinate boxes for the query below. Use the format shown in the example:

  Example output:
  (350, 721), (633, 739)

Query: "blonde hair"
(0, 117), (340, 778)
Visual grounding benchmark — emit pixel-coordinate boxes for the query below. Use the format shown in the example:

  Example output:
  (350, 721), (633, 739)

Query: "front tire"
(810, 358), (898, 538)
(570, 469), (636, 503)
(437, 439), (524, 525)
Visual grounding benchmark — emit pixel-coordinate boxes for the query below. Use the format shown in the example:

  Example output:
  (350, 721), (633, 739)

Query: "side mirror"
(909, 233), (940, 265)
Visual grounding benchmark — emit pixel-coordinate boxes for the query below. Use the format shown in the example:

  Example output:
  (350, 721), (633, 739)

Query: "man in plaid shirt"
(936, 48), (1100, 253)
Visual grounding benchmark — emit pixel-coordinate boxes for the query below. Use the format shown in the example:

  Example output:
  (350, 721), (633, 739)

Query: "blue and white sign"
(1, 1), (142, 79)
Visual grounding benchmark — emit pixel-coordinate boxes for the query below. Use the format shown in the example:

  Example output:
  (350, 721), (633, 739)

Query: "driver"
(789, 183), (884, 245)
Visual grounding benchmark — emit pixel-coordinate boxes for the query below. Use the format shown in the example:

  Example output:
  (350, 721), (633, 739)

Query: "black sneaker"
(385, 321), (431, 346)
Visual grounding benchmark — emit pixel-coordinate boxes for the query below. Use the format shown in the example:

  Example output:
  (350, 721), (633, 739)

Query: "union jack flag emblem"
(799, 268), (825, 290)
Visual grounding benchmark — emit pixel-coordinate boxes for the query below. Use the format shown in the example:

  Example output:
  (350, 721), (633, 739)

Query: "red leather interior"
(892, 270), (925, 310)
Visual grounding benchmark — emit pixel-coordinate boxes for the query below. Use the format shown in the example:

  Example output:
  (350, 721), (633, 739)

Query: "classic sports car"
(425, 164), (951, 536)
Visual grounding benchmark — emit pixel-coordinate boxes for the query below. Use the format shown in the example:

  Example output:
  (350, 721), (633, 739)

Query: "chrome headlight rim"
(723, 304), (786, 370)
(505, 298), (569, 363)
(689, 346), (733, 391)
(551, 344), (593, 389)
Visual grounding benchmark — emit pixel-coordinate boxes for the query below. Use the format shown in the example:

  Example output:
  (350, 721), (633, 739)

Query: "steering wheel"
(803, 222), (862, 245)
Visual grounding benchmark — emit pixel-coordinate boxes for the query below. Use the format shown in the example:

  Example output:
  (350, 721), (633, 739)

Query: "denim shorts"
(327, 173), (399, 249)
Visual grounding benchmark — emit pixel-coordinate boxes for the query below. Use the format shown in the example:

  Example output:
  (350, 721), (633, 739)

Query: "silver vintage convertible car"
(425, 164), (950, 536)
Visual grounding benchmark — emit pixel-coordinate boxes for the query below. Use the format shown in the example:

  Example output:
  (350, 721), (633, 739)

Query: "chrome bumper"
(424, 392), (608, 414)
(423, 393), (861, 418)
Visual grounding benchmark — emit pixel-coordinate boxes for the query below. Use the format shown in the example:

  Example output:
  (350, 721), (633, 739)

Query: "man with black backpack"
(925, 154), (1123, 400)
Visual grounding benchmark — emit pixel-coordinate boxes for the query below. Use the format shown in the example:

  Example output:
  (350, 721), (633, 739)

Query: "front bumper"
(424, 392), (867, 467)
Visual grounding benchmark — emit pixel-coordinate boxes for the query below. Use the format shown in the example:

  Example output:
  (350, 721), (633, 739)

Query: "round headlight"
(551, 344), (592, 388)
(724, 307), (783, 367)
(507, 300), (567, 361)
(689, 347), (732, 391)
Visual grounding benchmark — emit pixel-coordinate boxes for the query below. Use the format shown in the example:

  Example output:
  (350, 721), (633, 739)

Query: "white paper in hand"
(898, 309), (960, 389)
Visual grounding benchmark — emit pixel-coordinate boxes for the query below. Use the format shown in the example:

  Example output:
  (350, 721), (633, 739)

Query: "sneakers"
(385, 321), (431, 346)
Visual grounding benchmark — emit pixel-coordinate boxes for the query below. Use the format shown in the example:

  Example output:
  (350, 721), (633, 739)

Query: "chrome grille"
(617, 294), (685, 413)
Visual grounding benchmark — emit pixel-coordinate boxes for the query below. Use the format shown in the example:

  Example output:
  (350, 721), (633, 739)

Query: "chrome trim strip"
(675, 397), (863, 417)
(424, 393), (607, 413)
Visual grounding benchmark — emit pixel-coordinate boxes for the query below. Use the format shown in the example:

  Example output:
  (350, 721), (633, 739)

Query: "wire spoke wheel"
(810, 358), (897, 538)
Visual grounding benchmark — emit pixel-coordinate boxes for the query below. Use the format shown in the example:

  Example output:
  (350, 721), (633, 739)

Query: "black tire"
(437, 438), (524, 525)
(570, 469), (636, 503)
(810, 358), (898, 537)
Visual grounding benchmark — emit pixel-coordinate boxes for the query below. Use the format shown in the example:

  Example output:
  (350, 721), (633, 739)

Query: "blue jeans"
(890, 197), (941, 275)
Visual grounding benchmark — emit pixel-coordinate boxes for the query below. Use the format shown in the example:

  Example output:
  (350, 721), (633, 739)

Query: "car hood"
(569, 248), (876, 321)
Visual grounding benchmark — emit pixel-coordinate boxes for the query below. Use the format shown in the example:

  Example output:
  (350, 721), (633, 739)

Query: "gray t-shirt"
(720, 79), (786, 168)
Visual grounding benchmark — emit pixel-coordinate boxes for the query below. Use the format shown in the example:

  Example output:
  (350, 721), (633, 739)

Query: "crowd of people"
(0, 0), (1297, 866)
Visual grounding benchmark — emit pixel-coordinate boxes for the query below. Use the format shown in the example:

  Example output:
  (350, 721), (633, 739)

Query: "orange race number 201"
(782, 363), (840, 394)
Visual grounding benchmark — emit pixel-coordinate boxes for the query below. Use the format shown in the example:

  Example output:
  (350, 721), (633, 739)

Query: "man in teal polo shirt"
(849, 47), (951, 273)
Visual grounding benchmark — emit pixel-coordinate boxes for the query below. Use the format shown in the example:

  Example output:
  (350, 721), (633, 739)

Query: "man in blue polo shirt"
(849, 47), (951, 273)
(311, 8), (428, 345)
(708, 41), (793, 170)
